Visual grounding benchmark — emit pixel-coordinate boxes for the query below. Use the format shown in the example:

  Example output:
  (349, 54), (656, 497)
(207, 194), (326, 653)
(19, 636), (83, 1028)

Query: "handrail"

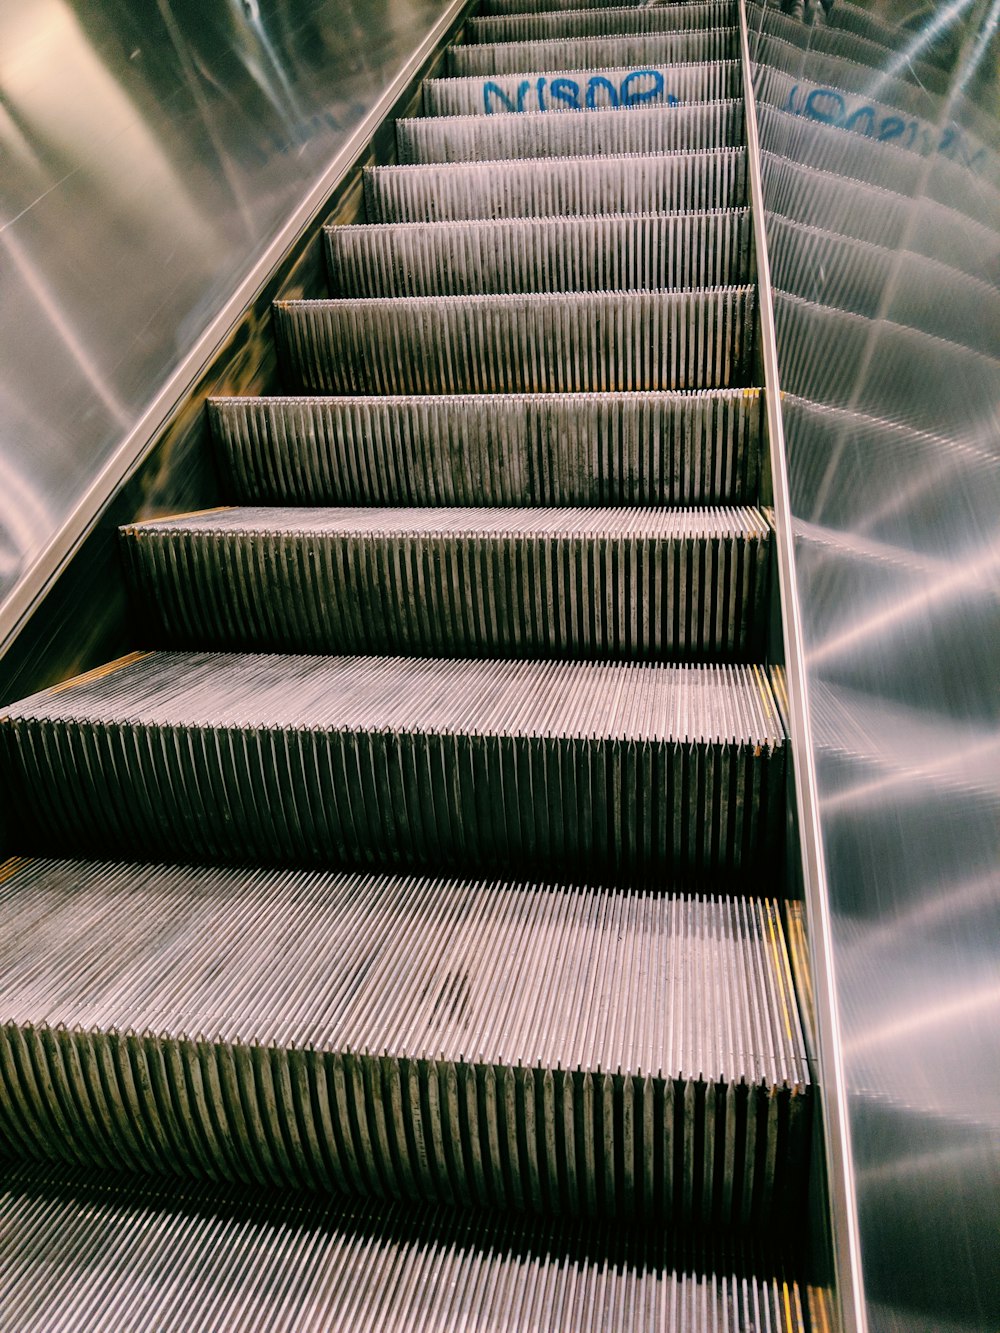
(736, 4), (867, 1330)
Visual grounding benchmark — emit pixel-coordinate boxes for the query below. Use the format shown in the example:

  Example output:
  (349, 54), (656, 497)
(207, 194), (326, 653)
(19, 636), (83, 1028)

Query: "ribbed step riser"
(275, 289), (756, 395)
(0, 1032), (806, 1225)
(447, 30), (738, 76)
(0, 1170), (810, 1333)
(120, 514), (771, 661)
(423, 61), (741, 116)
(466, 3), (736, 43)
(326, 211), (752, 298)
(364, 150), (747, 222)
(397, 102), (743, 164)
(482, 0), (723, 13)
(0, 719), (782, 874)
(209, 392), (761, 508)
(0, 655), (785, 876)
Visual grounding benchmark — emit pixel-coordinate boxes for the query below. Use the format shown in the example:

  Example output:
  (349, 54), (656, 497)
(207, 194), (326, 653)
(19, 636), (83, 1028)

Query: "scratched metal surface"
(747, 2), (1000, 1329)
(0, 0), (451, 615)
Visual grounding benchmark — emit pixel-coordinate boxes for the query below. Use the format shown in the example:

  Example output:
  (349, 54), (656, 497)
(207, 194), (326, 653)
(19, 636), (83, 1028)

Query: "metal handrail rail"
(736, 5), (867, 1330)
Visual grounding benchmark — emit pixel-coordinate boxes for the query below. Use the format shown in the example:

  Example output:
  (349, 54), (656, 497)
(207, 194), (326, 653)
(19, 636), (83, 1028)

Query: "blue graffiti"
(783, 84), (987, 170)
(483, 70), (679, 114)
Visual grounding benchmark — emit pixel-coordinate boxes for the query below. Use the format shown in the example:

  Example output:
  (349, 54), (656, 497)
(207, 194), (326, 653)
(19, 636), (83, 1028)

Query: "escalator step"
(0, 1165), (808, 1331)
(480, 0), (726, 13)
(0, 857), (810, 1223)
(422, 60), (741, 116)
(208, 390), (761, 507)
(465, 3), (736, 44)
(325, 210), (752, 297)
(0, 653), (785, 874)
(364, 148), (747, 222)
(447, 29), (738, 76)
(275, 287), (756, 394)
(396, 101), (743, 163)
(119, 505), (771, 660)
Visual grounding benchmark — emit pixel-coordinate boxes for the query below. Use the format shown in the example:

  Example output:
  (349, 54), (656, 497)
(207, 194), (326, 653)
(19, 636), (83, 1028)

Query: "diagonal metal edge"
(737, 4), (866, 1331)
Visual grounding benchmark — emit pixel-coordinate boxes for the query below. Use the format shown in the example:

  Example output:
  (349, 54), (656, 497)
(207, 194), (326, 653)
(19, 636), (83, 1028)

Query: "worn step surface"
(326, 210), (751, 298)
(276, 288), (756, 395)
(465, 3), (736, 44)
(120, 506), (771, 660)
(447, 29), (738, 76)
(208, 391), (761, 508)
(0, 653), (786, 875)
(423, 60), (741, 116)
(0, 1165), (809, 1332)
(396, 101), (743, 164)
(363, 150), (747, 223)
(0, 857), (809, 1223)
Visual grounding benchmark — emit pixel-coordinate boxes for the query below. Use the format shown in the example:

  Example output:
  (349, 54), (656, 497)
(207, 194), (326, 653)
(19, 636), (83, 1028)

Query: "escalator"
(0, 2), (823, 1327)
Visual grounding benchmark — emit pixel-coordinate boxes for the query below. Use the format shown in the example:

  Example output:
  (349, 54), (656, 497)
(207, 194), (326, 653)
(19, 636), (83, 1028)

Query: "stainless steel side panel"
(0, 0), (465, 638)
(747, 3), (1000, 1330)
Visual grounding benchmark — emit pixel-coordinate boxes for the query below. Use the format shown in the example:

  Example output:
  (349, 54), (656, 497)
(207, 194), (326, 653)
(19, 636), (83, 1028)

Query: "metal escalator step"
(465, 3), (736, 43)
(0, 1167), (808, 1332)
(119, 505), (771, 660)
(447, 28), (738, 75)
(275, 288), (756, 394)
(325, 210), (752, 297)
(397, 101), (743, 163)
(0, 858), (810, 1224)
(208, 390), (761, 507)
(363, 149), (747, 222)
(422, 60), (741, 116)
(482, 0), (715, 11)
(0, 654), (785, 874)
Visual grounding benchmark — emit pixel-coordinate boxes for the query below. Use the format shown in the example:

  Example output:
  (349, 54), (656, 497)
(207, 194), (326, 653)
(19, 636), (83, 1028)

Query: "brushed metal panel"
(0, 0), (462, 628)
(747, 2), (1000, 1329)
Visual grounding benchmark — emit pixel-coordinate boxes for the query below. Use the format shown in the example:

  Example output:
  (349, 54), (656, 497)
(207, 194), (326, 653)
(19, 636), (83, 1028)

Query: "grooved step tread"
(447, 29), (738, 77)
(423, 60), (741, 117)
(119, 505), (771, 660)
(0, 1165), (808, 1331)
(396, 101), (744, 165)
(0, 858), (809, 1222)
(363, 149), (748, 223)
(325, 209), (752, 298)
(0, 653), (786, 875)
(207, 391), (761, 508)
(465, 2), (736, 44)
(275, 287), (756, 395)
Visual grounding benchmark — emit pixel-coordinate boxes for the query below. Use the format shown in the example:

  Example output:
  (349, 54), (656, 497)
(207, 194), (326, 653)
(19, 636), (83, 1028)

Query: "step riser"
(0, 1166), (810, 1333)
(209, 392), (761, 509)
(364, 150), (748, 222)
(423, 62), (741, 117)
(0, 1030), (807, 1226)
(481, 0), (719, 11)
(326, 211), (752, 298)
(465, 3), (736, 43)
(448, 30), (738, 76)
(397, 102), (744, 164)
(120, 523), (771, 661)
(0, 718), (783, 875)
(275, 289), (756, 395)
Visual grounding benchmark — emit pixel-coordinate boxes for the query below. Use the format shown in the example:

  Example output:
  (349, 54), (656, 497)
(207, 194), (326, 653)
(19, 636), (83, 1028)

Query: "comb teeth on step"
(325, 210), (752, 297)
(207, 391), (761, 508)
(396, 101), (744, 164)
(363, 149), (748, 223)
(275, 288), (756, 395)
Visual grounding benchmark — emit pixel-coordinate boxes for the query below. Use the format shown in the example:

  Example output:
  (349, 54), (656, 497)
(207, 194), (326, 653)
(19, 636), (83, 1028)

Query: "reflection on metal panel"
(0, 0), (450, 618)
(748, 2), (1000, 1329)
